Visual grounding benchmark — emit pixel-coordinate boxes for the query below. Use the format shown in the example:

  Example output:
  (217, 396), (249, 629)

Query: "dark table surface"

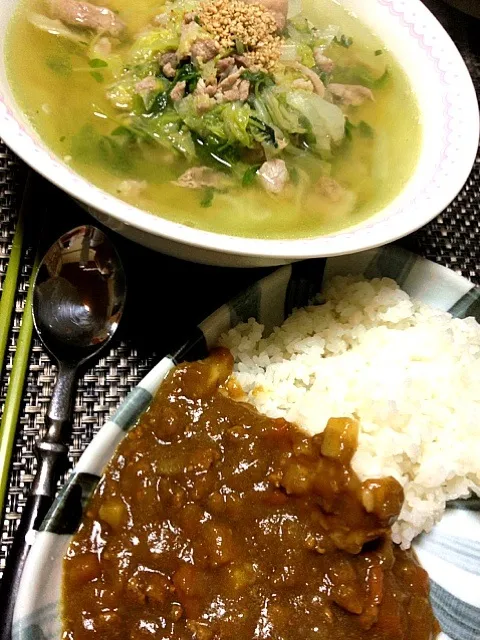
(0, 0), (479, 575)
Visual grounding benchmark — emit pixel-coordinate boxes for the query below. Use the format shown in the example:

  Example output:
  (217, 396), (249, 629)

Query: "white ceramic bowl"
(0, 0), (478, 266)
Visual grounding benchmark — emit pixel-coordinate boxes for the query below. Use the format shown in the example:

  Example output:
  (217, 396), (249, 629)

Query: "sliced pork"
(328, 83), (374, 106)
(47, 0), (125, 37)
(258, 159), (289, 194)
(174, 167), (231, 189)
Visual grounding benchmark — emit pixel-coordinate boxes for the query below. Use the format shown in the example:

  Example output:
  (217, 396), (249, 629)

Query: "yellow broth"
(6, 0), (421, 239)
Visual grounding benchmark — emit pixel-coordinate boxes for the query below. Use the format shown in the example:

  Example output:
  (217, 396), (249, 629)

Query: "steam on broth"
(6, 0), (421, 239)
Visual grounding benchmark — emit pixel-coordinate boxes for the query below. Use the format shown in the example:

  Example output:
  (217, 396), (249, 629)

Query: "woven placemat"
(0, 0), (479, 576)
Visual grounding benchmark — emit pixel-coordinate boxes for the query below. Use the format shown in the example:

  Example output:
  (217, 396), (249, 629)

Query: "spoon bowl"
(33, 226), (125, 363)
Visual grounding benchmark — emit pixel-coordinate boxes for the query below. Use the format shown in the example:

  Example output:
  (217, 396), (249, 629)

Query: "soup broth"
(6, 0), (421, 239)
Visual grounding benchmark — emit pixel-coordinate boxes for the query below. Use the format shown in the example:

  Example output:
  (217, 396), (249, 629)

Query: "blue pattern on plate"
(111, 386), (153, 432)
(420, 532), (480, 576)
(12, 603), (57, 640)
(431, 582), (480, 640)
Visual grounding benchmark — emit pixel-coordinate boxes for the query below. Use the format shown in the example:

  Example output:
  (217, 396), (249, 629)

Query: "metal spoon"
(0, 225), (126, 639)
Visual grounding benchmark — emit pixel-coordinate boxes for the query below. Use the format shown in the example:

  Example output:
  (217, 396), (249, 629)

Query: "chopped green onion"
(46, 55), (72, 77)
(289, 166), (300, 186)
(344, 118), (354, 141)
(235, 39), (245, 55)
(88, 58), (108, 68)
(90, 71), (104, 83)
(373, 67), (390, 89)
(344, 118), (375, 140)
(333, 35), (353, 48)
(358, 120), (374, 138)
(242, 165), (260, 187)
(200, 187), (215, 207)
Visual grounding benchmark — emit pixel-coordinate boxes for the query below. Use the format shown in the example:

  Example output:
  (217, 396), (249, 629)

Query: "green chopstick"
(0, 195), (26, 382)
(0, 173), (42, 519)
(0, 248), (40, 520)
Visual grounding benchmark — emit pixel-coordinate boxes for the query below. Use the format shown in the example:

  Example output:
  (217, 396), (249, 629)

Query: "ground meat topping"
(198, 0), (283, 71)
(194, 78), (219, 98)
(191, 38), (221, 64)
(159, 52), (178, 78)
(221, 78), (250, 101)
(170, 80), (187, 102)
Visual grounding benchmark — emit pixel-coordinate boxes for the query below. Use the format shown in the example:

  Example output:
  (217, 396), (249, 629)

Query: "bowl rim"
(0, 0), (479, 259)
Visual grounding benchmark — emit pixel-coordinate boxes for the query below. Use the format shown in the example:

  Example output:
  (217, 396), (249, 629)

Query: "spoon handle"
(0, 363), (77, 640)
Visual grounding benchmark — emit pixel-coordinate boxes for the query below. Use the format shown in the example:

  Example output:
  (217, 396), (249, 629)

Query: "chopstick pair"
(0, 174), (44, 522)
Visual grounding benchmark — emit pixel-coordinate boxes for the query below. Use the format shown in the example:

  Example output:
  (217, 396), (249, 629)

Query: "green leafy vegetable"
(333, 34), (353, 48)
(249, 116), (277, 147)
(259, 88), (306, 136)
(71, 124), (134, 172)
(46, 55), (72, 77)
(331, 64), (389, 89)
(177, 97), (259, 153)
(373, 67), (390, 89)
(296, 43), (315, 68)
(177, 97), (226, 139)
(111, 126), (139, 143)
(358, 120), (374, 138)
(130, 111), (197, 160)
(289, 166), (300, 186)
(243, 70), (275, 95)
(319, 71), (331, 86)
(375, 49), (383, 56)
(200, 187), (215, 207)
(285, 90), (345, 151)
(106, 62), (168, 111)
(222, 103), (253, 148)
(90, 71), (104, 83)
(173, 62), (201, 93)
(242, 165), (260, 187)
(288, 17), (312, 34)
(194, 133), (240, 169)
(128, 27), (181, 64)
(88, 58), (108, 68)
(297, 115), (317, 148)
(344, 118), (375, 141)
(344, 118), (355, 141)
(287, 18), (339, 52)
(148, 91), (169, 114)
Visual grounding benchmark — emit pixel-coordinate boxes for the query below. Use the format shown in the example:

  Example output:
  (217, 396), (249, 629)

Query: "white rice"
(220, 276), (480, 549)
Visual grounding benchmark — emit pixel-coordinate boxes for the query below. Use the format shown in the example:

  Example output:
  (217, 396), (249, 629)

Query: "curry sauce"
(63, 349), (439, 639)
